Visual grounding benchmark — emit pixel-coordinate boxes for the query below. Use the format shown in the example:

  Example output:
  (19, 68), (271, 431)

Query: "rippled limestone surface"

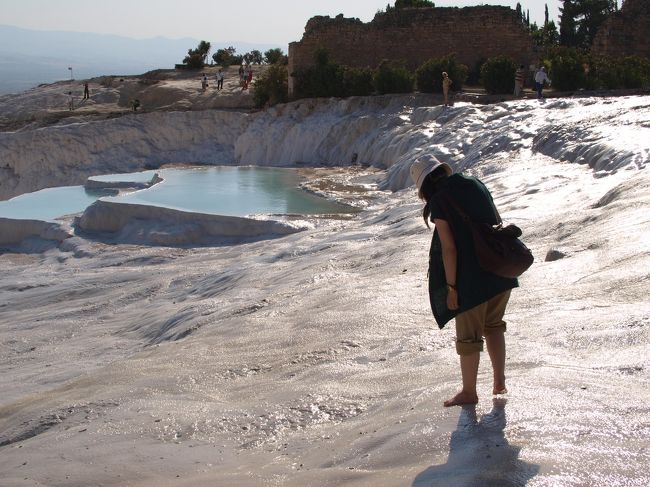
(1, 95), (649, 486)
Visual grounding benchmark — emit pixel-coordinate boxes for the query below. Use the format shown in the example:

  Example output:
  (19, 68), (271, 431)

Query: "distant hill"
(0, 25), (281, 95)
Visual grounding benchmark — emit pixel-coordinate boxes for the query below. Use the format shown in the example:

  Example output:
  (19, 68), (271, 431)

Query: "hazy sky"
(1, 0), (563, 47)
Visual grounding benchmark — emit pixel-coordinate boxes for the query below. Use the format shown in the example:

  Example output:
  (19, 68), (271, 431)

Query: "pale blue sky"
(1, 0), (562, 47)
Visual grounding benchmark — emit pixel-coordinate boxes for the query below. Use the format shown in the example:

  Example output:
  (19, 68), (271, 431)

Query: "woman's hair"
(419, 166), (449, 228)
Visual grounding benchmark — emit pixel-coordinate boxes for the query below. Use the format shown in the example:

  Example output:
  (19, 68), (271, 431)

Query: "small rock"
(545, 249), (567, 262)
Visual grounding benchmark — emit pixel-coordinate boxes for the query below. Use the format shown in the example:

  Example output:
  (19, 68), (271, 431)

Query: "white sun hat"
(409, 154), (453, 191)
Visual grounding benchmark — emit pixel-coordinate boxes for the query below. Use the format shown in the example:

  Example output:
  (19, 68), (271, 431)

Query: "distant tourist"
(216, 69), (224, 90)
(68, 91), (74, 111)
(534, 67), (551, 99)
(514, 65), (525, 97)
(442, 72), (452, 107)
(83, 82), (90, 100)
(410, 154), (519, 407)
(238, 65), (245, 86)
(201, 74), (209, 92)
(241, 65), (251, 90)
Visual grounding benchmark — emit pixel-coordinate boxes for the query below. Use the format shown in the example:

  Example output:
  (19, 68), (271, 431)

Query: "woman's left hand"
(447, 288), (459, 310)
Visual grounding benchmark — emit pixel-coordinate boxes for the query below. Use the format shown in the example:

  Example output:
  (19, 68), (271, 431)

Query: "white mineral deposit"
(0, 77), (649, 486)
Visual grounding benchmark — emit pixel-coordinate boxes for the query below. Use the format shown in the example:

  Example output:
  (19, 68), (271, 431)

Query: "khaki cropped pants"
(454, 290), (511, 355)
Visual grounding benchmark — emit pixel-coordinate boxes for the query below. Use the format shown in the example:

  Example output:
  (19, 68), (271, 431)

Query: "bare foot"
(493, 385), (508, 395)
(443, 390), (478, 407)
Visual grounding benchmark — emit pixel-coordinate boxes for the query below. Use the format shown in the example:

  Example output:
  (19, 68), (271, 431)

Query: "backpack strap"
(438, 190), (502, 226)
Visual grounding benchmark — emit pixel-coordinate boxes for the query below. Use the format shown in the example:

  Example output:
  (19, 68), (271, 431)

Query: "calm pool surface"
(0, 167), (353, 221)
(0, 186), (115, 221)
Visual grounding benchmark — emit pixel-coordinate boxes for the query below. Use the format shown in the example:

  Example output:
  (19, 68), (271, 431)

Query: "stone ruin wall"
(592, 0), (650, 59)
(288, 6), (535, 95)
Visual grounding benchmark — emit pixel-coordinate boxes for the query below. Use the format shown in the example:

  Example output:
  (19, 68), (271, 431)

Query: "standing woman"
(442, 72), (452, 106)
(410, 155), (518, 407)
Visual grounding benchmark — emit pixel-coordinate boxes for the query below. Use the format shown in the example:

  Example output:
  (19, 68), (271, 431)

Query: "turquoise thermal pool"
(0, 167), (355, 221)
(0, 186), (116, 221)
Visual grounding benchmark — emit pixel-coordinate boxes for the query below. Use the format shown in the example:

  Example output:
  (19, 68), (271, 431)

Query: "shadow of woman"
(413, 399), (539, 487)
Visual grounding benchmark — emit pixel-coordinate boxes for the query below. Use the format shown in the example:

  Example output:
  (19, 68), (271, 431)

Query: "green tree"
(212, 46), (237, 66)
(244, 50), (263, 65)
(183, 40), (211, 69)
(559, 1), (578, 46)
(559, 0), (616, 48)
(545, 3), (550, 26)
(576, 0), (616, 48)
(531, 20), (560, 47)
(264, 48), (287, 65)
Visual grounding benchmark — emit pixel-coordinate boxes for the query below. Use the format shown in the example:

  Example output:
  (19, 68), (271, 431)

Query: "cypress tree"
(545, 4), (550, 26)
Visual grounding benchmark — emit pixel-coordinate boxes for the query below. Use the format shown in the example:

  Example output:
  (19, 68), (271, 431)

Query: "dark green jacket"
(428, 174), (518, 328)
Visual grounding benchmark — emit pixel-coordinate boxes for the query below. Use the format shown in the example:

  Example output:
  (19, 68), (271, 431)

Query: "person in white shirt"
(534, 67), (551, 99)
(216, 69), (224, 90)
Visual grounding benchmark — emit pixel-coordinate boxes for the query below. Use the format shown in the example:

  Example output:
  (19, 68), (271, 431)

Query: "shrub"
(480, 55), (517, 94)
(617, 56), (650, 89)
(416, 55), (468, 93)
(584, 54), (617, 89)
(292, 63), (345, 99)
(184, 54), (204, 69)
(584, 55), (650, 90)
(342, 66), (374, 96)
(466, 58), (485, 86)
(292, 48), (371, 99)
(395, 0), (434, 7)
(546, 47), (586, 91)
(373, 60), (414, 94)
(253, 64), (288, 108)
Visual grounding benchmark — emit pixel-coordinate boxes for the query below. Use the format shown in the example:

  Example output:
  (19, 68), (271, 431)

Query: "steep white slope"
(0, 110), (248, 200)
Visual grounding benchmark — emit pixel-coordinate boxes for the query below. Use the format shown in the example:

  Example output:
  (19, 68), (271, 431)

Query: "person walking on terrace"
(534, 66), (551, 99)
(83, 82), (90, 100)
(410, 155), (518, 407)
(442, 72), (452, 107)
(216, 69), (224, 90)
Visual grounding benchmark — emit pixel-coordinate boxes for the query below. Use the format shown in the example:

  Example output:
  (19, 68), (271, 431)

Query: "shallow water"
(107, 166), (353, 216)
(0, 186), (115, 221)
(0, 166), (352, 221)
